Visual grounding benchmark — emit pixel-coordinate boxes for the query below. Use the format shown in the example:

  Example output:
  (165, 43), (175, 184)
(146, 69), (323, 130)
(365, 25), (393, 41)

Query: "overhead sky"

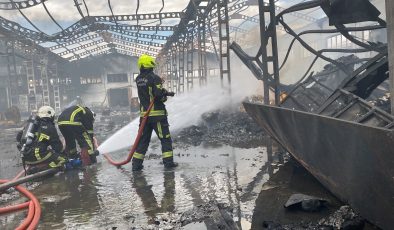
(1, 0), (386, 36)
(1, 0), (189, 34)
(0, 0), (386, 59)
(0, 0), (332, 35)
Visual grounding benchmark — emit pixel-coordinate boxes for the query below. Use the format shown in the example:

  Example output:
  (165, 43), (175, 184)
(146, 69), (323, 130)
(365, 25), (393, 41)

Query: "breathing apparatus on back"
(19, 115), (39, 157)
(19, 106), (56, 158)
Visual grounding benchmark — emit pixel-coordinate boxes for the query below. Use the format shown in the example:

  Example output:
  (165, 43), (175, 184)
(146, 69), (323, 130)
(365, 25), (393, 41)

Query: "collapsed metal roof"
(0, 0), (326, 62)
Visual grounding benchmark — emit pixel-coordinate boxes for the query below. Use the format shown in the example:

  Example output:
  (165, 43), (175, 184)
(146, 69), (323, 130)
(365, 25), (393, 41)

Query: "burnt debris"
(174, 109), (265, 148)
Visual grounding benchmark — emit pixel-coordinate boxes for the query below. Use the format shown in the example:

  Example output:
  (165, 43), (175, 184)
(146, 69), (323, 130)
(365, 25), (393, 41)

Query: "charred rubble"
(262, 206), (365, 230)
(174, 108), (265, 148)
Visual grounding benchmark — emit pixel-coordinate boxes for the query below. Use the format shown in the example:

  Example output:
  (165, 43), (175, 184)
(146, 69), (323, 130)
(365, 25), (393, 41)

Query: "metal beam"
(109, 26), (168, 40)
(107, 24), (176, 32)
(115, 44), (157, 56)
(56, 39), (104, 56)
(197, 4), (208, 86)
(112, 38), (161, 52)
(186, 29), (194, 91)
(0, 15), (174, 44)
(111, 34), (163, 47)
(5, 41), (18, 107)
(217, 0), (231, 87)
(114, 48), (154, 57)
(0, 0), (48, 10)
(70, 44), (156, 61)
(0, 16), (46, 41)
(54, 23), (174, 42)
(230, 13), (286, 32)
(67, 45), (110, 60)
(258, 0), (280, 104)
(49, 34), (100, 50)
(88, 12), (184, 22)
(386, 0), (394, 114)
(165, 55), (172, 90)
(178, 36), (186, 94)
(171, 44), (178, 93)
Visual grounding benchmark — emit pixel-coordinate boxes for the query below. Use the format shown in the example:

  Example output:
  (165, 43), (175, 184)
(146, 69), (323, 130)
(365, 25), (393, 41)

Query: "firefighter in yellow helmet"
(16, 106), (66, 174)
(132, 54), (178, 171)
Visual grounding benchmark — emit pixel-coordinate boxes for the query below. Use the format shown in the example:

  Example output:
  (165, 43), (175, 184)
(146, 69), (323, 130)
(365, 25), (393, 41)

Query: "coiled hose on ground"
(0, 169), (41, 230)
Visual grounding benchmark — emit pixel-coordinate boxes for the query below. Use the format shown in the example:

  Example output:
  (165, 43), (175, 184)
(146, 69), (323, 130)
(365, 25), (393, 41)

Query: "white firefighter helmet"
(37, 106), (56, 119)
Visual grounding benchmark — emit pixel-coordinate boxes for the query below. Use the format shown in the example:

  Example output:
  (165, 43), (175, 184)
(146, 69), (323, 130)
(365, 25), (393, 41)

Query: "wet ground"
(0, 109), (374, 229)
(0, 134), (275, 229)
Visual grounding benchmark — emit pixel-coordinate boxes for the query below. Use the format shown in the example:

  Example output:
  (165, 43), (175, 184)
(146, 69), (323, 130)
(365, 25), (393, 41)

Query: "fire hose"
(0, 98), (154, 228)
(103, 99), (155, 166)
(0, 169), (42, 230)
(0, 100), (155, 228)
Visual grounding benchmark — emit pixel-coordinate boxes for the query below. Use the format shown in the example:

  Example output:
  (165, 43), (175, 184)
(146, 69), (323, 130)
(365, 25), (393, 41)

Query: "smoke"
(98, 72), (260, 154)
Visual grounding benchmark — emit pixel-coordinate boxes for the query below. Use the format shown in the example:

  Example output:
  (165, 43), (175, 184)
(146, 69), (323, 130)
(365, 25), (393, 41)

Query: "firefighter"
(132, 54), (178, 171)
(57, 105), (99, 164)
(16, 106), (66, 174)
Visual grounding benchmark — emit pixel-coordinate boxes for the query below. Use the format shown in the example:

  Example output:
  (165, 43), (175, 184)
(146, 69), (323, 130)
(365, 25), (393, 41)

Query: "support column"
(25, 60), (38, 112)
(40, 56), (50, 106)
(5, 41), (17, 107)
(258, 0), (280, 105)
(217, 0), (231, 88)
(51, 63), (61, 112)
(178, 36), (186, 94)
(171, 44), (178, 94)
(165, 54), (172, 91)
(386, 0), (394, 114)
(186, 28), (194, 91)
(197, 9), (207, 86)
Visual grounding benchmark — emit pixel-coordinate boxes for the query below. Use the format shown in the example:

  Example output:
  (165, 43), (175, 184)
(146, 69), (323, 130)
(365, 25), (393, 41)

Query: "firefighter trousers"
(24, 150), (66, 174)
(59, 125), (94, 158)
(133, 118), (173, 161)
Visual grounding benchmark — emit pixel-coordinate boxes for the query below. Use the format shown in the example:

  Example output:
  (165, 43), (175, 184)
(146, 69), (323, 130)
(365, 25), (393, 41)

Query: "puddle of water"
(0, 132), (344, 230)
(1, 142), (279, 229)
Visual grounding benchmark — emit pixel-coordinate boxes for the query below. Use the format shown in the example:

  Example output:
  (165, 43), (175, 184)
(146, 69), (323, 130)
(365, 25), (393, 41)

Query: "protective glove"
(93, 150), (100, 156)
(166, 91), (175, 97)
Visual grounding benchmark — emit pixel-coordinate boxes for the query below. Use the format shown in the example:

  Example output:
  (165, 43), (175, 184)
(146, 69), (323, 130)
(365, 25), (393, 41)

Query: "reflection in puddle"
(1, 138), (288, 229)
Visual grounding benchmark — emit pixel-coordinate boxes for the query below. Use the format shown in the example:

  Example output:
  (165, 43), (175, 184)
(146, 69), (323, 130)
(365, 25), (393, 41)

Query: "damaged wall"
(65, 53), (138, 107)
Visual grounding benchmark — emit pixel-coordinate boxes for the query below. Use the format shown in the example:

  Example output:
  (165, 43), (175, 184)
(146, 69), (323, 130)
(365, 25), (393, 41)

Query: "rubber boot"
(163, 157), (178, 169)
(89, 155), (97, 164)
(89, 150), (99, 164)
(132, 158), (144, 171)
(80, 148), (91, 166)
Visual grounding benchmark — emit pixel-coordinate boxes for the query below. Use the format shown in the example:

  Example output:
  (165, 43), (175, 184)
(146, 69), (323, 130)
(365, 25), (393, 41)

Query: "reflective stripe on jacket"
(136, 68), (168, 118)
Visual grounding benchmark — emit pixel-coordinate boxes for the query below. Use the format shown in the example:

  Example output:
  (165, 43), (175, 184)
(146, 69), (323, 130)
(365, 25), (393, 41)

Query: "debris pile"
(180, 201), (239, 229)
(371, 93), (391, 113)
(122, 202), (239, 230)
(174, 109), (265, 148)
(262, 205), (365, 230)
(284, 193), (330, 212)
(318, 206), (365, 230)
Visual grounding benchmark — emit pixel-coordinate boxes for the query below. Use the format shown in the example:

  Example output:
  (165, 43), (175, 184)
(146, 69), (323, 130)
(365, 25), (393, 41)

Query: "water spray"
(103, 99), (155, 166)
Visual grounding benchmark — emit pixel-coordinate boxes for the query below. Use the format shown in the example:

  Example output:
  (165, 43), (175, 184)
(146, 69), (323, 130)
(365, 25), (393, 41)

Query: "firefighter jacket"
(17, 118), (63, 164)
(58, 105), (95, 134)
(136, 68), (168, 119)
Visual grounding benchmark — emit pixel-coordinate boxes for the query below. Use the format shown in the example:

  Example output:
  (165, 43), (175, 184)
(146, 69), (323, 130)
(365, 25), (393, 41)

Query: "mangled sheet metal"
(280, 52), (394, 129)
(243, 102), (394, 229)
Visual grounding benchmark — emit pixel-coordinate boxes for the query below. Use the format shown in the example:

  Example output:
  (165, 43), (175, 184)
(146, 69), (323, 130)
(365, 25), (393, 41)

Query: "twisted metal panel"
(49, 34), (100, 50)
(89, 12), (184, 22)
(56, 39), (104, 56)
(113, 38), (161, 52)
(0, 0), (48, 10)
